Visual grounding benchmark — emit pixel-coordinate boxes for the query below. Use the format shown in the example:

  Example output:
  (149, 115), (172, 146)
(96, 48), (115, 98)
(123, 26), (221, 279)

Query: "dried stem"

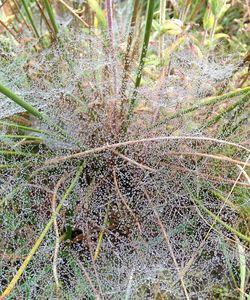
(57, 0), (90, 28)
(51, 174), (69, 297)
(111, 149), (156, 172)
(44, 136), (250, 166)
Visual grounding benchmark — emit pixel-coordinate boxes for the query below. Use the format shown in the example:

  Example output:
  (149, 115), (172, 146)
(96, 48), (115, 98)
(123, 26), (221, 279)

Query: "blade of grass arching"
(21, 0), (40, 38)
(0, 150), (42, 157)
(150, 86), (250, 129)
(44, 0), (59, 35)
(238, 242), (247, 300)
(123, 0), (155, 132)
(0, 83), (84, 148)
(191, 195), (250, 244)
(2, 134), (43, 141)
(202, 90), (250, 129)
(87, 0), (107, 28)
(0, 163), (84, 300)
(0, 121), (47, 134)
(0, 83), (43, 120)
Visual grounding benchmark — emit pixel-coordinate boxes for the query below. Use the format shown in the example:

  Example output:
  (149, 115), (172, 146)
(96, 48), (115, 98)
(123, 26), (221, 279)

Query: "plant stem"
(123, 0), (155, 132)
(44, 0), (59, 35)
(0, 83), (43, 119)
(159, 0), (167, 62)
(120, 0), (140, 111)
(93, 202), (110, 261)
(35, 0), (54, 35)
(21, 0), (40, 38)
(105, 0), (117, 94)
(0, 121), (47, 134)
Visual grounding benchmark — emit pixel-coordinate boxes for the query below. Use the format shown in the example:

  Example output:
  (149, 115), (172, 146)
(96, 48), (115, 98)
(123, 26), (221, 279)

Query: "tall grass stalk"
(159, 0), (167, 62)
(120, 0), (140, 111)
(123, 0), (155, 132)
(105, 0), (117, 94)
(21, 0), (40, 38)
(44, 0), (59, 35)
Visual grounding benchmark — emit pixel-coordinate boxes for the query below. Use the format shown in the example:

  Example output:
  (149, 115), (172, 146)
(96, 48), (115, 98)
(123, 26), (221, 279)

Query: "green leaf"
(214, 33), (229, 40)
(161, 19), (183, 35)
(210, 0), (227, 18)
(87, 0), (107, 28)
(210, 0), (220, 16)
(203, 8), (214, 30)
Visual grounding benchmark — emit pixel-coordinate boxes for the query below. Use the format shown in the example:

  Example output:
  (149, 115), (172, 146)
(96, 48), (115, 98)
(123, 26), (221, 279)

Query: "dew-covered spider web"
(0, 28), (249, 299)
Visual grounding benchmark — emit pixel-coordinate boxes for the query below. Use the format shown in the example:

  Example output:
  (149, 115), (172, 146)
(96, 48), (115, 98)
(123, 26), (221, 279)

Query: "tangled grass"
(0, 1), (249, 299)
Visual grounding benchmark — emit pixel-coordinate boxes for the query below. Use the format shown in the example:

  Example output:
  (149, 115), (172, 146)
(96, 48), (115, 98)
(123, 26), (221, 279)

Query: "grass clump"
(0, 0), (249, 299)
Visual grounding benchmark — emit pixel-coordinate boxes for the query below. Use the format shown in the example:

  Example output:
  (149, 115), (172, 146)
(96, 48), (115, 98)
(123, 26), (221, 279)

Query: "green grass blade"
(0, 163), (84, 300)
(0, 121), (47, 134)
(0, 83), (84, 148)
(0, 83), (43, 120)
(123, 0), (155, 132)
(93, 202), (110, 261)
(21, 0), (40, 38)
(0, 164), (18, 169)
(192, 195), (250, 244)
(202, 90), (250, 129)
(151, 86), (250, 129)
(44, 0), (59, 35)
(132, 0), (155, 96)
